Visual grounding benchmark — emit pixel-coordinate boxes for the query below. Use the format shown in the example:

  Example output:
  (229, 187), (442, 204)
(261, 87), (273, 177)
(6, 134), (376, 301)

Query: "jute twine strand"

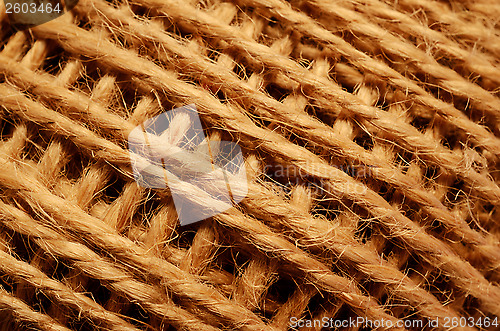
(0, 237), (142, 331)
(16, 17), (500, 317)
(0, 115), (401, 328)
(0, 0), (499, 329)
(0, 286), (72, 331)
(75, 0), (500, 271)
(0, 53), (491, 326)
(0, 9), (485, 326)
(0, 16), (496, 322)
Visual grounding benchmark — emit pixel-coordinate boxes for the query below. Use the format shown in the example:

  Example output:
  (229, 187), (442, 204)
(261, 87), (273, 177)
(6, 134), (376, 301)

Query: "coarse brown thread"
(291, 0), (500, 88)
(0, 129), (403, 328)
(0, 0), (499, 330)
(74, 0), (500, 270)
(124, 0), (500, 166)
(0, 53), (482, 330)
(0, 237), (142, 331)
(324, 0), (500, 86)
(0, 286), (73, 331)
(0, 116), (270, 329)
(0, 63), (492, 326)
(111, 0), (500, 212)
(0, 197), (223, 331)
(395, 0), (500, 56)
(0, 82), (450, 326)
(0, 10), (489, 327)
(0, 32), (398, 326)
(241, 0), (500, 129)
(0, 34), (264, 329)
(0, 18), (496, 324)
(0, 127), (223, 330)
(16, 19), (500, 316)
(3, 8), (494, 292)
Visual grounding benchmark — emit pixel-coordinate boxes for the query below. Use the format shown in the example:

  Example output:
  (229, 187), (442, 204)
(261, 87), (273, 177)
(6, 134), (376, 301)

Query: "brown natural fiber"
(0, 0), (499, 330)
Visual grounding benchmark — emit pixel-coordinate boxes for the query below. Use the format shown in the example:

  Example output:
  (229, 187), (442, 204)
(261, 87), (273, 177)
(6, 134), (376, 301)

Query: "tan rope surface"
(0, 0), (499, 330)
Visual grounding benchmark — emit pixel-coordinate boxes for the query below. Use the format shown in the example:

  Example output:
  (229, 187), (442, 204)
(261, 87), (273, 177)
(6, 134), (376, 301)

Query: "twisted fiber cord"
(179, 222), (219, 275)
(237, 0), (500, 144)
(0, 123), (403, 329)
(390, 0), (500, 62)
(0, 34), (472, 290)
(0, 127), (219, 330)
(0, 60), (470, 327)
(22, 33), (496, 244)
(36, 0), (489, 230)
(0, 159), (270, 329)
(301, 0), (500, 83)
(176, 221), (272, 304)
(231, 257), (277, 311)
(24, 5), (496, 218)
(0, 238), (142, 331)
(0, 54), (342, 319)
(25, 15), (496, 300)
(0, 39), (202, 267)
(0, 76), (264, 330)
(2, 174), (404, 329)
(56, 0), (500, 296)
(0, 97), (360, 328)
(232, 254), (279, 312)
(295, 0), (500, 97)
(214, 211), (403, 327)
(396, 0), (500, 55)
(242, 183), (470, 326)
(0, 286), (72, 331)
(1, 1), (498, 329)
(5, 21), (500, 316)
(0, 197), (223, 331)
(330, 0), (500, 82)
(123, 0), (500, 203)
(0, 74), (492, 331)
(269, 285), (316, 328)
(11, 125), (211, 297)
(36, 143), (138, 327)
(0, 46), (402, 324)
(128, 2), (498, 166)
(34, 127), (196, 297)
(76, 0), (500, 271)
(0, 65), (492, 330)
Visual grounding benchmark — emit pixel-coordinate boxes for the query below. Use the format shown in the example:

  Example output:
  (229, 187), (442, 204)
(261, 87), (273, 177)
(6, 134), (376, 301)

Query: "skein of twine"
(0, 0), (499, 329)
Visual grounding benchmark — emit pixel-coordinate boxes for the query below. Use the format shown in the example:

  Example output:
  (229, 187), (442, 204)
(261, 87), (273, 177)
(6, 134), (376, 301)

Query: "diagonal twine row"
(75, 0), (500, 270)
(1, 21), (499, 319)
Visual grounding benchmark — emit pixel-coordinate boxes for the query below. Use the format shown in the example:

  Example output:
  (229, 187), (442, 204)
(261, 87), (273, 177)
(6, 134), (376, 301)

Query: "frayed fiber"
(0, 0), (499, 330)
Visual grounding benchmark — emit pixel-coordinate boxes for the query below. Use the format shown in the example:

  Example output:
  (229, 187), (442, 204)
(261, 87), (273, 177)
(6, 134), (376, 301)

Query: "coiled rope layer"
(0, 0), (499, 330)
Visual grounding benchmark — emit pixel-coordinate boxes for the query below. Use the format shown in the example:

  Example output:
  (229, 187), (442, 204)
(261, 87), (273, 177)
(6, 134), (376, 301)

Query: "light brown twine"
(0, 0), (499, 329)
(14, 20), (500, 316)
(0, 286), (72, 331)
(0, 32), (488, 326)
(74, 0), (500, 269)
(0, 237), (141, 331)
(115, 0), (500, 206)
(0, 139), (402, 328)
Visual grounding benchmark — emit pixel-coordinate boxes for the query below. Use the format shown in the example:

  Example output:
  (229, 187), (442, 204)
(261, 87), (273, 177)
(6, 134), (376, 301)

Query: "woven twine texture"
(0, 0), (499, 330)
